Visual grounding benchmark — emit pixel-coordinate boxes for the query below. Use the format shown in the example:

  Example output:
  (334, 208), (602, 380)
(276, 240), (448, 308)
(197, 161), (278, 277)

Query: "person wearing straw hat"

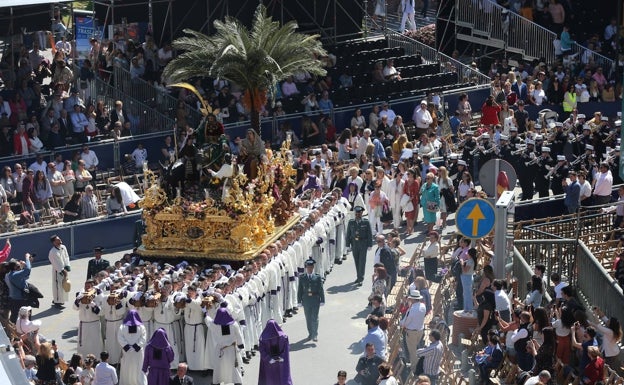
(400, 289), (426, 370)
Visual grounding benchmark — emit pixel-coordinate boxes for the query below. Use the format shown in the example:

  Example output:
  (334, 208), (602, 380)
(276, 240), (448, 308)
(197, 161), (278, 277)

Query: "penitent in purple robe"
(142, 328), (174, 385)
(258, 319), (293, 385)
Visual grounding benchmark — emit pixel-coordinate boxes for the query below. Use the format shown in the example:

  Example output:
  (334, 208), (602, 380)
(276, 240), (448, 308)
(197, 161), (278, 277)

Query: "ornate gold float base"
(135, 214), (300, 262)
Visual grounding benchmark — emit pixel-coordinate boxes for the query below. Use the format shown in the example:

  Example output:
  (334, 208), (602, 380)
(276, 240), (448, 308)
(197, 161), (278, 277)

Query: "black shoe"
(251, 350), (256, 356)
(357, 282), (363, 287)
(334, 259), (342, 265)
(313, 337), (318, 342)
(253, 344), (259, 350)
(242, 357), (250, 364)
(292, 308), (298, 314)
(353, 279), (360, 284)
(285, 311), (293, 318)
(246, 351), (252, 359)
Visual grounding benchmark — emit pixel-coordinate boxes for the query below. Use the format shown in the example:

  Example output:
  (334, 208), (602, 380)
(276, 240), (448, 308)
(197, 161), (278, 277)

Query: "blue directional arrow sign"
(456, 198), (496, 239)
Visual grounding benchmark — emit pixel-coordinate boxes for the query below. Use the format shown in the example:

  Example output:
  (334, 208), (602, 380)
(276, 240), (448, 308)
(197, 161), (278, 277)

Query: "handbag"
(62, 276), (71, 293)
(426, 201), (439, 212)
(380, 202), (393, 222)
(400, 194), (414, 212)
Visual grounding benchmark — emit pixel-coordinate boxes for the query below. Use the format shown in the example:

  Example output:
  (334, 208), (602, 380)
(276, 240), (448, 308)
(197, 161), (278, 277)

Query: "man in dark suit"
(375, 234), (397, 289)
(86, 246), (110, 280)
(110, 100), (130, 127)
(345, 206), (373, 286)
(169, 362), (193, 385)
(57, 109), (72, 138)
(297, 258), (325, 342)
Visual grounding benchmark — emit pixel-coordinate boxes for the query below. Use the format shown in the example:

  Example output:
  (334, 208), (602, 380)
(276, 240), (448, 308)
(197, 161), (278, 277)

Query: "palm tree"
(163, 4), (327, 132)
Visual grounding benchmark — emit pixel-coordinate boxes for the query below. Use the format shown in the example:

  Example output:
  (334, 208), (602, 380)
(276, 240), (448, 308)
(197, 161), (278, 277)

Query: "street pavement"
(24, 211), (455, 384)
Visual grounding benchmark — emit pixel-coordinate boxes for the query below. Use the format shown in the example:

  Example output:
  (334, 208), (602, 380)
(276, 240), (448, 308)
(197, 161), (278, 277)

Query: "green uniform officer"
(86, 246), (110, 280)
(345, 206), (373, 286)
(297, 258), (325, 342)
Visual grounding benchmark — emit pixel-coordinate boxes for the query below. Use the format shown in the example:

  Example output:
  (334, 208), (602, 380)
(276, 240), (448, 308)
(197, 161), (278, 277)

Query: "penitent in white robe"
(117, 323), (147, 385)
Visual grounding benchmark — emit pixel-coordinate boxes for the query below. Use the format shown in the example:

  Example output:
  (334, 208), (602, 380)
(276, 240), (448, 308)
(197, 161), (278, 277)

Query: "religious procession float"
(136, 135), (299, 262)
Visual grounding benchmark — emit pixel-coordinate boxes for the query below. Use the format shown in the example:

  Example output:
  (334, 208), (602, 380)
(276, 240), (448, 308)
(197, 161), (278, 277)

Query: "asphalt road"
(24, 213), (449, 384)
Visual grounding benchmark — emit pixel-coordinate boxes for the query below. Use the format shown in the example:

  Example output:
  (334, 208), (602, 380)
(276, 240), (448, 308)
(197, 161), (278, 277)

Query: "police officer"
(297, 258), (325, 342)
(345, 206), (373, 286)
(86, 246), (110, 280)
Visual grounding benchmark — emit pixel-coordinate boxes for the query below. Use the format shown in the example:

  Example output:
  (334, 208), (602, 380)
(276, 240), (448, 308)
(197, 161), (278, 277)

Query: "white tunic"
(73, 293), (103, 358)
(183, 297), (207, 370)
(206, 320), (244, 385)
(48, 245), (71, 304)
(117, 323), (147, 385)
(102, 299), (127, 365)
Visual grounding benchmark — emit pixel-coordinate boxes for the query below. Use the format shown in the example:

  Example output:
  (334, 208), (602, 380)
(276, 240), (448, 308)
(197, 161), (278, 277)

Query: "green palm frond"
(163, 4), (327, 129)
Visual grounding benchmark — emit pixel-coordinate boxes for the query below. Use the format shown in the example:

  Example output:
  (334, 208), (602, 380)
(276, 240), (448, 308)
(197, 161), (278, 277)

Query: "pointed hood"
(343, 182), (358, 198)
(148, 328), (171, 349)
(213, 302), (235, 326)
(123, 309), (143, 326)
(260, 319), (285, 341)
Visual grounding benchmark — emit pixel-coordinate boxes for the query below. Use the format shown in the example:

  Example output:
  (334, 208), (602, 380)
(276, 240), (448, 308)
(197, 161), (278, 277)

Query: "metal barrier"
(575, 240), (624, 327)
(514, 239), (578, 287)
(87, 77), (176, 135)
(385, 30), (491, 86)
(570, 43), (616, 75)
(112, 67), (203, 128)
(455, 0), (614, 71)
(513, 245), (553, 303)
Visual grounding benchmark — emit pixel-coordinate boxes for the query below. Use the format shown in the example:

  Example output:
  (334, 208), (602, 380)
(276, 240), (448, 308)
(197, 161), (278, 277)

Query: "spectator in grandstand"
(457, 93), (472, 125)
(355, 343), (384, 385)
(81, 185), (99, 219)
(413, 100), (433, 132)
(63, 192), (82, 223)
(583, 346), (605, 385)
(571, 323), (598, 375)
(591, 162), (613, 205)
(372, 62), (386, 83)
(480, 96), (501, 126)
(383, 59), (401, 81)
(560, 25), (573, 54)
(361, 315), (387, 359)
(477, 334), (504, 384)
(318, 91), (334, 115)
(0, 202), (17, 233)
(281, 76), (299, 97)
(588, 307), (622, 371)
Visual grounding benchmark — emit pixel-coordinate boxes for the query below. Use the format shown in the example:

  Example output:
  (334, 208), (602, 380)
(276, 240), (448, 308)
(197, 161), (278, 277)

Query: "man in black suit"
(375, 234), (397, 289)
(86, 246), (110, 280)
(110, 100), (130, 127)
(57, 109), (72, 138)
(169, 362), (193, 385)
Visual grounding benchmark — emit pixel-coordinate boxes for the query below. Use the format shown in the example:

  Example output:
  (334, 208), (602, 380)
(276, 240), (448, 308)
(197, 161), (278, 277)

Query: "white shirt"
(131, 148), (148, 169)
(580, 180), (592, 200)
(81, 150), (99, 170)
(400, 302), (426, 330)
(379, 108), (396, 123)
(553, 281), (568, 300)
(93, 362), (118, 385)
(412, 106), (433, 128)
(593, 170), (613, 196)
(494, 289), (511, 312)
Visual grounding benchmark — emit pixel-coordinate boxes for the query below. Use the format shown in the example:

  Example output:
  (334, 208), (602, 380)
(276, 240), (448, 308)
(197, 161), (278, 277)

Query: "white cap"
(541, 147), (551, 152)
(466, 130), (474, 135)
(526, 139), (535, 145)
(548, 122), (556, 129)
(555, 122), (564, 127)
(586, 144), (594, 150)
(557, 155), (566, 161)
(481, 133), (490, 139)
(421, 99), (428, 105)
(577, 114), (586, 119)
(583, 124), (591, 130)
(500, 135), (509, 140)
(601, 116), (609, 121)
(535, 135), (543, 140)
(615, 120), (622, 127)
(535, 124), (542, 129)
(450, 153), (458, 159)
(458, 160), (467, 166)
(510, 126), (518, 131)
(618, 112), (622, 118)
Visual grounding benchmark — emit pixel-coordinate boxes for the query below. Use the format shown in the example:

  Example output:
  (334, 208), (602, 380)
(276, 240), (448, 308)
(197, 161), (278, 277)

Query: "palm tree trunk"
(249, 92), (261, 133)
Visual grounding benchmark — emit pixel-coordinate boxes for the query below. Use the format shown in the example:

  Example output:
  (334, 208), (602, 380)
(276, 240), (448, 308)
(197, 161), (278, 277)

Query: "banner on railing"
(74, 10), (96, 62)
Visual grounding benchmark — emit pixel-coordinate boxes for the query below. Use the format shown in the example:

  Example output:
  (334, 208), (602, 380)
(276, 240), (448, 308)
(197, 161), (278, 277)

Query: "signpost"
(456, 198), (496, 239)
(495, 190), (515, 279)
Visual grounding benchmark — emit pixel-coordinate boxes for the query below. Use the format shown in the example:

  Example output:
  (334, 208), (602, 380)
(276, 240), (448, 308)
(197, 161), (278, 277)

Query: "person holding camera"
(5, 252), (33, 323)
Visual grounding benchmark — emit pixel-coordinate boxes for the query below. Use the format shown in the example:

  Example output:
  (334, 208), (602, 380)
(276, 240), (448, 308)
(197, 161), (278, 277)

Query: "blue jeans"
(461, 274), (473, 311)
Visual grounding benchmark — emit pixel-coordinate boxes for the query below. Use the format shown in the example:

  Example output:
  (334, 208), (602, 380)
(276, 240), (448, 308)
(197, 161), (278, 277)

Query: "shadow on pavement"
(351, 307), (371, 320)
(61, 329), (77, 340)
(289, 338), (318, 352)
(327, 282), (358, 294)
(348, 340), (364, 356)
(32, 306), (65, 319)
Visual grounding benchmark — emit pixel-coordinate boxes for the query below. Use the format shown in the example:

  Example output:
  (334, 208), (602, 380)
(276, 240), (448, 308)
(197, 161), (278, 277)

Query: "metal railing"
(576, 240), (624, 327)
(455, 0), (614, 71)
(385, 30), (491, 86)
(569, 43), (616, 75)
(513, 246), (553, 303)
(87, 77), (176, 135)
(112, 66), (203, 128)
(514, 239), (578, 287)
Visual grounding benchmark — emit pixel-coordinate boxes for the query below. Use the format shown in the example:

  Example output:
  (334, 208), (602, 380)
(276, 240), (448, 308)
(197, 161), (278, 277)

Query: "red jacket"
(480, 103), (501, 126)
(584, 357), (605, 385)
(13, 132), (31, 155)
